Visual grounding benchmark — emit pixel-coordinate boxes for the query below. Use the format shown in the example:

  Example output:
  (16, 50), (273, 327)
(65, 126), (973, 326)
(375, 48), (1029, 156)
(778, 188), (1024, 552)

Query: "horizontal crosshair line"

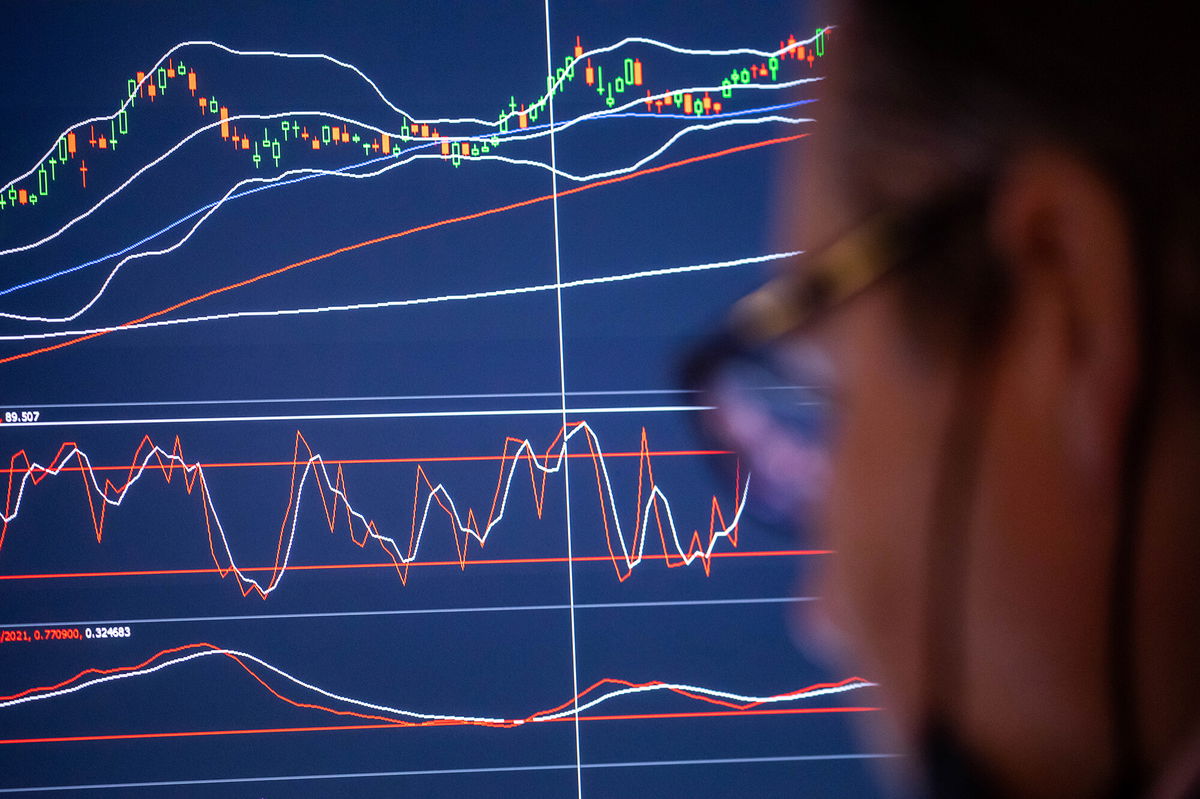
(0, 549), (829, 582)
(12, 387), (699, 411)
(0, 133), (806, 366)
(0, 595), (819, 631)
(0, 752), (895, 793)
(0, 448), (732, 475)
(0, 404), (710, 428)
(0, 706), (880, 746)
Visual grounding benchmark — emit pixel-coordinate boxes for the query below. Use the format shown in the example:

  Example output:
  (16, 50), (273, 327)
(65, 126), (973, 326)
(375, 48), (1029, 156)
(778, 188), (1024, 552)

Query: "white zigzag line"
(2, 421), (751, 597)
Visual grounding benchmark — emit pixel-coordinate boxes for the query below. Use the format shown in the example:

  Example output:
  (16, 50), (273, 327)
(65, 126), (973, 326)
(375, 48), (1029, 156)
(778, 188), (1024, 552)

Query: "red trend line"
(0, 643), (204, 704)
(0, 707), (882, 746)
(0, 133), (807, 366)
(0, 548), (828, 583)
(0, 449), (732, 476)
(1, 424), (748, 597)
(0, 641), (875, 743)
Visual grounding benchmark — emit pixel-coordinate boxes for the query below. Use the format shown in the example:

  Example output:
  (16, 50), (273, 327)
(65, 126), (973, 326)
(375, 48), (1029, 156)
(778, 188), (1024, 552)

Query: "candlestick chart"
(0, 2), (889, 796)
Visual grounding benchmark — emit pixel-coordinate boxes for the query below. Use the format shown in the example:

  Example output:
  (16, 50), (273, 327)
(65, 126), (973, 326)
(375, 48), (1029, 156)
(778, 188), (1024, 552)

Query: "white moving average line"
(0, 642), (874, 725)
(0, 250), (801, 342)
(0, 114), (810, 325)
(0, 29), (828, 195)
(0, 75), (817, 262)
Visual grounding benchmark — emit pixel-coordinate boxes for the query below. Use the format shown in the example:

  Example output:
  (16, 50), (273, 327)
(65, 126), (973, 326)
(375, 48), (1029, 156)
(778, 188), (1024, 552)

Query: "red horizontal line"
(0, 450), (732, 476)
(575, 706), (880, 722)
(0, 549), (831, 582)
(0, 706), (880, 745)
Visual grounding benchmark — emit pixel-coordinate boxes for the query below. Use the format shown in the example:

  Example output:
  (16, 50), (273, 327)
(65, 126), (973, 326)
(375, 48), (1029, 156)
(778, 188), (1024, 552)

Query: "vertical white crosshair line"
(542, 1), (586, 795)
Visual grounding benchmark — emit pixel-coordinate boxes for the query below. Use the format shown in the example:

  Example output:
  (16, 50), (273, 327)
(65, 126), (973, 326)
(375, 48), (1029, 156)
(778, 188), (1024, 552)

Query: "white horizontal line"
(18, 387), (694, 411)
(0, 596), (818, 630)
(0, 753), (893, 793)
(0, 404), (709, 428)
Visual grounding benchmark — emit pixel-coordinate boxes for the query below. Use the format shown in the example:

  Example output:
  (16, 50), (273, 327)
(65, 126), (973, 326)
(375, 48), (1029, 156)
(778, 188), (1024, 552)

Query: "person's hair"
(840, 1), (1200, 381)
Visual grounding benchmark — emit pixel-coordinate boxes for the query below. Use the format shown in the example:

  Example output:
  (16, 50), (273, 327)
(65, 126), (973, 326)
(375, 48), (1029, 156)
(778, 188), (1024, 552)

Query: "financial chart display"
(0, 3), (888, 795)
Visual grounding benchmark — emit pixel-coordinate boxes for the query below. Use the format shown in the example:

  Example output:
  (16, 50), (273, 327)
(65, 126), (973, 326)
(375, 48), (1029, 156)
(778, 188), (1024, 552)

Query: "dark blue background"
(0, 2), (892, 796)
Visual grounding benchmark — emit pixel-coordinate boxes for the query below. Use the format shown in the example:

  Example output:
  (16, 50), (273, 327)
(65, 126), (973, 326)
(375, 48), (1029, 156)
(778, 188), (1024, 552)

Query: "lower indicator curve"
(0, 641), (875, 743)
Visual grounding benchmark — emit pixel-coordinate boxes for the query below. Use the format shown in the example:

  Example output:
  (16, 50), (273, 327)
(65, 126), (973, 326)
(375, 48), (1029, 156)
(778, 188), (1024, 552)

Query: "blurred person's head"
(697, 3), (1200, 797)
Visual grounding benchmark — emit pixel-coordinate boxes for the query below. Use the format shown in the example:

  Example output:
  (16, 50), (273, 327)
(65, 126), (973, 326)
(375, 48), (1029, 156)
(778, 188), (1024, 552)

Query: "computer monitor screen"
(0, 3), (886, 795)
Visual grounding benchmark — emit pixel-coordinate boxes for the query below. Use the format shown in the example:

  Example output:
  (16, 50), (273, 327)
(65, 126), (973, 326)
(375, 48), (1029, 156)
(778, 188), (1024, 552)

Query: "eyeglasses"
(682, 184), (992, 528)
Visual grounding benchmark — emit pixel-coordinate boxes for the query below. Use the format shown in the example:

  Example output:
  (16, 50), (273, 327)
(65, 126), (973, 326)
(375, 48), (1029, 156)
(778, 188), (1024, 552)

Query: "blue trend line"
(0, 98), (814, 300)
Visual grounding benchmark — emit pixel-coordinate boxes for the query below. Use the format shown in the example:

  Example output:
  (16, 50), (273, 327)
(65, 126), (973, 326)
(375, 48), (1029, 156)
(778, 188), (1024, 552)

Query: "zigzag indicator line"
(1, 422), (749, 598)
(0, 641), (875, 731)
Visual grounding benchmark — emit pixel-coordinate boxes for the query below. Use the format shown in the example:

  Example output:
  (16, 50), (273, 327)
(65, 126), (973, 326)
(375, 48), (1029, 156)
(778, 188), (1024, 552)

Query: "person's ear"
(987, 148), (1138, 486)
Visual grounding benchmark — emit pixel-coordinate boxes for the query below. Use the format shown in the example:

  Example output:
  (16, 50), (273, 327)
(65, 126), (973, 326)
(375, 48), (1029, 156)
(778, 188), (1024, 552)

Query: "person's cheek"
(796, 298), (948, 728)
(789, 547), (856, 669)
(805, 403), (872, 665)
(787, 373), (857, 666)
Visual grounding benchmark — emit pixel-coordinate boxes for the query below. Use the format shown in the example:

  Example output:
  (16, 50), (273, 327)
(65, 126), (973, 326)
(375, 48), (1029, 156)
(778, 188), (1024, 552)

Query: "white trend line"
(0, 251), (799, 342)
(0, 29), (827, 195)
(1, 421), (754, 598)
(0, 642), (873, 727)
(0, 76), (816, 263)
